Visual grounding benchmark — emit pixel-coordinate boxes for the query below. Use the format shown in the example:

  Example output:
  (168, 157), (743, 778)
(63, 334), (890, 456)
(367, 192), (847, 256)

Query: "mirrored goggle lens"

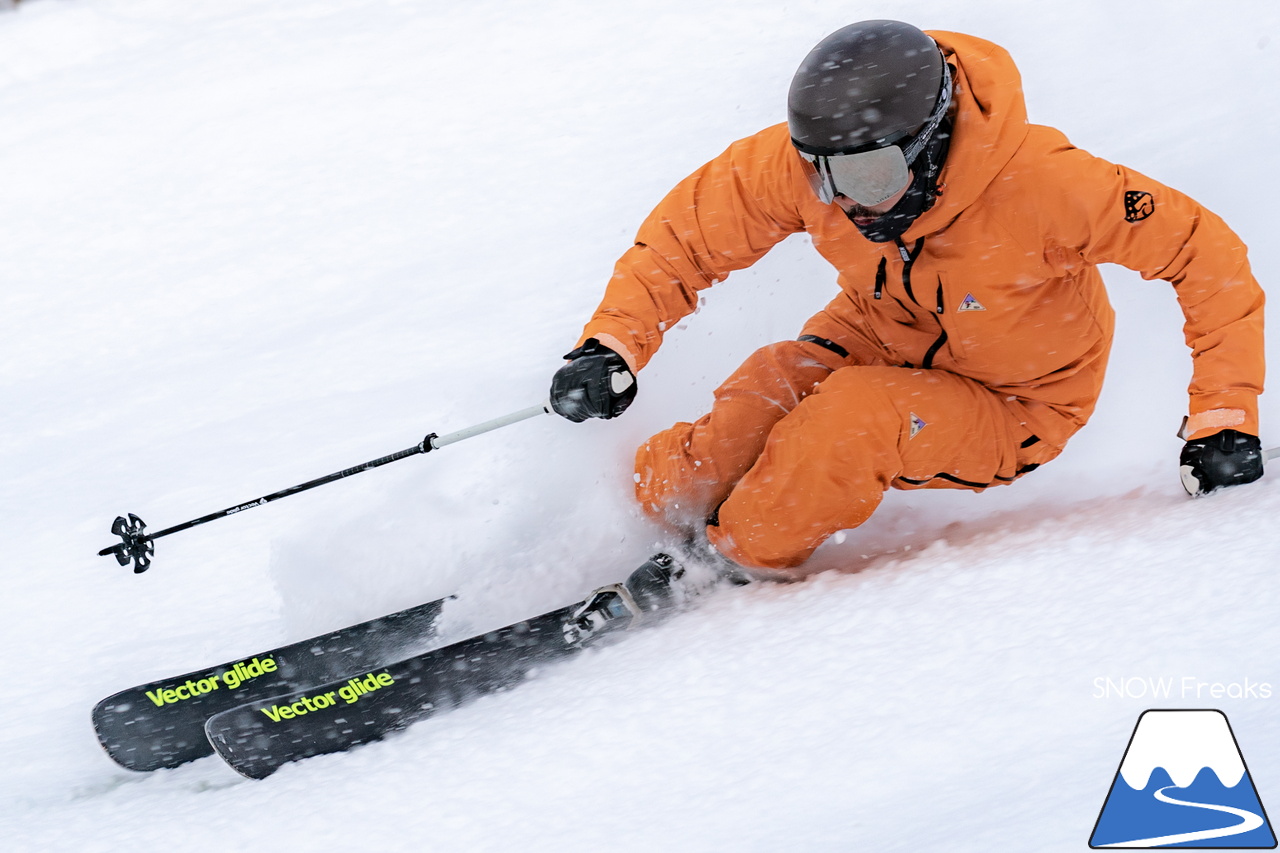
(800, 146), (910, 207)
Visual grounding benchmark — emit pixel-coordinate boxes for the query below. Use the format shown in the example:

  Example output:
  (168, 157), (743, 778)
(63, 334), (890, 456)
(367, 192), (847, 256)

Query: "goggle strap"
(902, 60), (953, 166)
(815, 156), (836, 204)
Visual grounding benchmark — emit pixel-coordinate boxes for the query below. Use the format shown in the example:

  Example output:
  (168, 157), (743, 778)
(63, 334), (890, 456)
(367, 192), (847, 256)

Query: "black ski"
(204, 554), (683, 779)
(93, 595), (450, 771)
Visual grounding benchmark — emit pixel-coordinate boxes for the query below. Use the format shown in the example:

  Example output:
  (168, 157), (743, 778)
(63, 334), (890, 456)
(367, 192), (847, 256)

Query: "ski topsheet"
(93, 595), (449, 771)
(204, 569), (670, 779)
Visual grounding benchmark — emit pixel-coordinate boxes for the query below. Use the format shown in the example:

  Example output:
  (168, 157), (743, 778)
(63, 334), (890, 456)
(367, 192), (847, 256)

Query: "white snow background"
(2, 1), (1278, 850)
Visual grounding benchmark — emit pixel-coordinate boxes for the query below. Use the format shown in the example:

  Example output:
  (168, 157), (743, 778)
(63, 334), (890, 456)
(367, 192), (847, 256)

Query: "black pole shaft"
(149, 443), (427, 543)
(96, 442), (426, 560)
(99, 403), (550, 566)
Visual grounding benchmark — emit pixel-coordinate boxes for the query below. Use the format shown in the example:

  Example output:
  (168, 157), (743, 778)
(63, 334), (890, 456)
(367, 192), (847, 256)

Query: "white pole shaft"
(429, 403), (551, 450)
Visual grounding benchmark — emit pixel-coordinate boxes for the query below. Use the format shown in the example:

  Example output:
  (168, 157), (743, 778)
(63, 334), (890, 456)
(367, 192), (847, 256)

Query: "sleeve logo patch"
(1124, 190), (1155, 222)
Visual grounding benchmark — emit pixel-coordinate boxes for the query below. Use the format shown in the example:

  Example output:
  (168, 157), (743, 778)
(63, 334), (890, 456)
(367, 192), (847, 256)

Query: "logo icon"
(1125, 190), (1156, 222)
(957, 293), (986, 312)
(1090, 710), (1276, 848)
(909, 413), (927, 439)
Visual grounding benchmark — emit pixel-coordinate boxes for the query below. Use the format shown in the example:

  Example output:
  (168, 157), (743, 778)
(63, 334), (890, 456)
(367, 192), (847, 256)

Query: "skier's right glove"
(549, 338), (637, 422)
(1179, 429), (1264, 497)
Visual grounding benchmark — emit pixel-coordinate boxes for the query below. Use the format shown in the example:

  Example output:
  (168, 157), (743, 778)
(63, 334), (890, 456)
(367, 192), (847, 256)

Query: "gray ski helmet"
(788, 20), (945, 157)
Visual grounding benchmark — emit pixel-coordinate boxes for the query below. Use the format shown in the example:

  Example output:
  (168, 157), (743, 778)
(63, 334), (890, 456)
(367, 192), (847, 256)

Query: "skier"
(549, 20), (1265, 577)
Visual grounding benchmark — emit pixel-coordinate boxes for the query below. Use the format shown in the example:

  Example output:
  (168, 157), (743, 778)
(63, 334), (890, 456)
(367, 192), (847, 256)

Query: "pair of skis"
(93, 554), (683, 778)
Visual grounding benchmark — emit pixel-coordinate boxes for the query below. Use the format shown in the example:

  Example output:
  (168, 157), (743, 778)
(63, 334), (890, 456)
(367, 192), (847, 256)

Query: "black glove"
(1179, 429), (1264, 496)
(549, 338), (637, 422)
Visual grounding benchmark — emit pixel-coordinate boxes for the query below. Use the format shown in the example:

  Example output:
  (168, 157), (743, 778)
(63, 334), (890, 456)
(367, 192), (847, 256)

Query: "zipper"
(921, 327), (947, 369)
(922, 274), (947, 368)
(894, 237), (924, 306)
(898, 465), (1039, 489)
(883, 236), (947, 368)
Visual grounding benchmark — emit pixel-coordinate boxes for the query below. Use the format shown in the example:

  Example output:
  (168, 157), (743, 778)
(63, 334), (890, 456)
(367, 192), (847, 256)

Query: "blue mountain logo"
(1090, 709), (1276, 848)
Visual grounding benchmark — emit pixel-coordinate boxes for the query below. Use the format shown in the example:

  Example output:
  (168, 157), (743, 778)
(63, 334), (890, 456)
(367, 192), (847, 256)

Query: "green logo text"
(259, 671), (395, 723)
(143, 656), (278, 707)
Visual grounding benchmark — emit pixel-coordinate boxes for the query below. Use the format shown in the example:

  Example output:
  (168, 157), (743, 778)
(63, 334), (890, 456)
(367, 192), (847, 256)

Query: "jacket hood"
(909, 31), (1029, 237)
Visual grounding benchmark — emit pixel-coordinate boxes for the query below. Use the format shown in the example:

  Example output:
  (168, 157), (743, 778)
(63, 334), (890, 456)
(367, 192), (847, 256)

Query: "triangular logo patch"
(909, 413), (926, 439)
(957, 293), (986, 312)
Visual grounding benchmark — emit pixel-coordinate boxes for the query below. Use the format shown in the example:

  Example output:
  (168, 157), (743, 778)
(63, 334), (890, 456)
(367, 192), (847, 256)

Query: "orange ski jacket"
(577, 31), (1264, 447)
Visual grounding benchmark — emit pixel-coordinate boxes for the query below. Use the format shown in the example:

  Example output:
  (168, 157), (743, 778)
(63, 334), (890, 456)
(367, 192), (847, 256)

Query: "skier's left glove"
(1179, 429), (1264, 496)
(549, 338), (637, 422)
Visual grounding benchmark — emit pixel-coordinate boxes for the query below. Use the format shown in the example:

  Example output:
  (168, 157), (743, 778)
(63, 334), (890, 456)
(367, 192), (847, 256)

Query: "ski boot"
(624, 552), (686, 612)
(627, 545), (751, 610)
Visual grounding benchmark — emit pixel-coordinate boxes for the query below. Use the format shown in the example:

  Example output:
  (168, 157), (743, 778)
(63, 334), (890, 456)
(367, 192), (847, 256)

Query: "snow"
(1, 0), (1278, 850)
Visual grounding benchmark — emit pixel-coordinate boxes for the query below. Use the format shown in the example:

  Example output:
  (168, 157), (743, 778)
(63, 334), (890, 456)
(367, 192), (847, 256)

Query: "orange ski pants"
(634, 339), (1059, 571)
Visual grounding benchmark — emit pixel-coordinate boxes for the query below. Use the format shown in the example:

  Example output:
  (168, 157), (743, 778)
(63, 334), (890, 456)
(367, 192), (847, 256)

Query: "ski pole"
(99, 402), (552, 574)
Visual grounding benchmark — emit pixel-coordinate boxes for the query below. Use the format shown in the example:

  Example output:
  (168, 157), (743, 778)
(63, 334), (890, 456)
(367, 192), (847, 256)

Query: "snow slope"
(1, 1), (1278, 850)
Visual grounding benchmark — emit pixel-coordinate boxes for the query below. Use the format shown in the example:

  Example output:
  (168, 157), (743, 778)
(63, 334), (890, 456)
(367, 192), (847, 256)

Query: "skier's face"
(834, 174), (912, 227)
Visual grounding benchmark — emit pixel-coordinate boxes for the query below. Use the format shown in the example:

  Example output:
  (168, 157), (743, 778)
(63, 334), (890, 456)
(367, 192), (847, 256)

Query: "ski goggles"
(798, 62), (953, 207)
